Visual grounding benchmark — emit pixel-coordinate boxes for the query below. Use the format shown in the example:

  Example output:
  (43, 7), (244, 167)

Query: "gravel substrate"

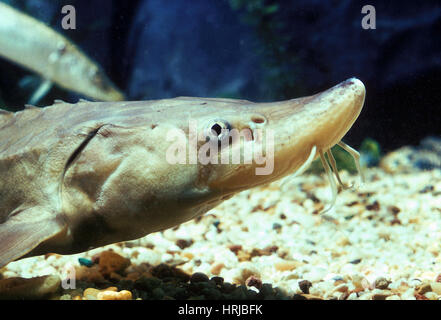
(1, 147), (441, 300)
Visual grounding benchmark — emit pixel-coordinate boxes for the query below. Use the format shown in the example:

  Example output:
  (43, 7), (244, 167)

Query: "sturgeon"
(0, 78), (365, 268)
(0, 2), (124, 103)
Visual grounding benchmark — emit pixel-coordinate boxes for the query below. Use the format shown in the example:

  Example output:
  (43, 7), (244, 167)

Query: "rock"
(83, 288), (101, 300)
(300, 293), (323, 300)
(190, 272), (209, 283)
(0, 275), (60, 299)
(333, 284), (349, 293)
(416, 283), (432, 295)
(98, 250), (131, 277)
(298, 280), (312, 294)
(175, 239), (194, 249)
(374, 277), (391, 290)
(75, 265), (105, 283)
(274, 260), (303, 272)
(210, 263), (225, 276)
(97, 290), (132, 300)
(151, 263), (190, 282)
(372, 290), (393, 300)
(245, 276), (262, 290)
(351, 274), (368, 290)
(424, 292), (438, 300)
(210, 276), (224, 286)
(78, 257), (94, 267)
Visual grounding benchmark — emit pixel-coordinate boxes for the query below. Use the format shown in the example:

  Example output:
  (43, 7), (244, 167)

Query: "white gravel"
(2, 161), (441, 300)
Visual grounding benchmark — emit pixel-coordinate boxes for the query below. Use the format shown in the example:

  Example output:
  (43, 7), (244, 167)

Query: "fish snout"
(307, 77), (366, 151)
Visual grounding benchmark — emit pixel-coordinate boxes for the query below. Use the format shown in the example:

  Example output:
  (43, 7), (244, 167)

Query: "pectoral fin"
(0, 209), (67, 268)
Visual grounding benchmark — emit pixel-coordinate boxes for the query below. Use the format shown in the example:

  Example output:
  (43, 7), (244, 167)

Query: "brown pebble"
(75, 265), (105, 283)
(416, 283), (432, 295)
(210, 263), (225, 276)
(346, 201), (359, 207)
(275, 260), (302, 272)
(334, 284), (348, 293)
(298, 280), (312, 294)
(250, 246), (278, 258)
(228, 245), (242, 255)
(245, 276), (262, 290)
(366, 201), (380, 211)
(372, 291), (393, 300)
(415, 293), (430, 300)
(388, 205), (401, 215)
(98, 250), (130, 277)
(0, 275), (61, 299)
(176, 239), (194, 249)
(374, 277), (391, 290)
(300, 293), (323, 300)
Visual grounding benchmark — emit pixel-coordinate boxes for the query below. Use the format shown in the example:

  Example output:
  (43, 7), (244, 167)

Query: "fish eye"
(205, 119), (231, 142)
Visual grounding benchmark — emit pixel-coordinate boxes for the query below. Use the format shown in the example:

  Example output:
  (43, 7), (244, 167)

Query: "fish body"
(0, 2), (124, 101)
(0, 78), (365, 267)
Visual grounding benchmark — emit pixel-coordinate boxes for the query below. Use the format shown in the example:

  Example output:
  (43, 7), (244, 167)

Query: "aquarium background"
(0, 0), (439, 152)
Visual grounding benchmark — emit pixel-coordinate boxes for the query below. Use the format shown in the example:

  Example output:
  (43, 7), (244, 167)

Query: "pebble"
(371, 290), (393, 300)
(245, 276), (262, 290)
(190, 272), (209, 283)
(416, 283), (432, 295)
(298, 280), (313, 294)
(274, 260), (303, 272)
(83, 288), (101, 299)
(374, 277), (391, 290)
(0, 275), (60, 299)
(75, 265), (105, 283)
(2, 146), (441, 300)
(351, 274), (368, 290)
(97, 290), (132, 300)
(98, 250), (131, 277)
(78, 258), (93, 267)
(333, 284), (349, 293)
(424, 292), (438, 300)
(210, 263), (225, 276)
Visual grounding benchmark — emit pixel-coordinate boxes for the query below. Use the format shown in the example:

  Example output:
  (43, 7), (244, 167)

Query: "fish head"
(61, 78), (365, 250)
(179, 78), (366, 197)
